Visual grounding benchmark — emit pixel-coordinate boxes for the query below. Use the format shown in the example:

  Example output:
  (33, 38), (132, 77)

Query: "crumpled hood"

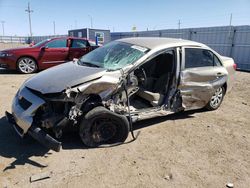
(25, 61), (106, 94)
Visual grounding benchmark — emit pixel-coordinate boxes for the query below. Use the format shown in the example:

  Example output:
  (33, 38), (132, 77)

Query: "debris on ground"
(226, 183), (234, 188)
(30, 171), (52, 183)
(163, 173), (173, 180)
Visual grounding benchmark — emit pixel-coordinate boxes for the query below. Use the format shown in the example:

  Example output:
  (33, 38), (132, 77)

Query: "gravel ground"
(0, 69), (249, 188)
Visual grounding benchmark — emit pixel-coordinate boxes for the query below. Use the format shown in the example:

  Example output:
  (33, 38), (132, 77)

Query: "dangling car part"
(6, 38), (236, 151)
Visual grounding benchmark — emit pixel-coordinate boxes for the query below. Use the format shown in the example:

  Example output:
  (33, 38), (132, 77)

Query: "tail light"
(233, 63), (237, 70)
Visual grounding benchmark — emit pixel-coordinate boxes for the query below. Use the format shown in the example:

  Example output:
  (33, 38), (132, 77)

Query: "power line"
(25, 2), (33, 37)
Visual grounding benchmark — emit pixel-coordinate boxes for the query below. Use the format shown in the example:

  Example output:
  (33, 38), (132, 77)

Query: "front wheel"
(205, 86), (225, 110)
(17, 57), (38, 74)
(79, 106), (129, 147)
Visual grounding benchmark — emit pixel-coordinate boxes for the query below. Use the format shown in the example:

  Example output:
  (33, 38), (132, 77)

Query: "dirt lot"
(0, 69), (249, 188)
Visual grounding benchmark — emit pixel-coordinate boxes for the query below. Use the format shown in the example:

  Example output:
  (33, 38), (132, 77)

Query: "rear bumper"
(5, 111), (61, 152)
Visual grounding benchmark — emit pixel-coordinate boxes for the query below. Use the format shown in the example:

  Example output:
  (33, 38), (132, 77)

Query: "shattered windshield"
(78, 41), (149, 70)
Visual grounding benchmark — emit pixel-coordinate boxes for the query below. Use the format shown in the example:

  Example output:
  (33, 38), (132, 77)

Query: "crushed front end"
(5, 78), (114, 152)
(6, 86), (63, 152)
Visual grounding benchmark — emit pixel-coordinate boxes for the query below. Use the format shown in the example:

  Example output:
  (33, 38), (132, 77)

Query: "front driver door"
(178, 47), (228, 110)
(39, 38), (69, 69)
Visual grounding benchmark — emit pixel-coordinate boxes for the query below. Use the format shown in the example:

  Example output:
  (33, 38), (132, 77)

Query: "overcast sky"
(0, 0), (250, 36)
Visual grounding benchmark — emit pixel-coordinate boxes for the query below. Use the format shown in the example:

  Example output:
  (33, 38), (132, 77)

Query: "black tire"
(205, 86), (225, 110)
(79, 106), (129, 147)
(17, 57), (38, 74)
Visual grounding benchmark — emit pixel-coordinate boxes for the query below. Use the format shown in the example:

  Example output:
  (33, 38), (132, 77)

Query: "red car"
(0, 37), (99, 74)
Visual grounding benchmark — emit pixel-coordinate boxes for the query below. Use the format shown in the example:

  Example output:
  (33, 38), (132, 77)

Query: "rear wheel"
(205, 86), (225, 110)
(17, 57), (38, 74)
(79, 106), (129, 147)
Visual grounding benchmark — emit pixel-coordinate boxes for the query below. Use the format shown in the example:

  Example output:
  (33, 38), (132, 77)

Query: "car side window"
(213, 54), (222, 66)
(46, 39), (67, 48)
(71, 39), (87, 48)
(185, 48), (220, 68)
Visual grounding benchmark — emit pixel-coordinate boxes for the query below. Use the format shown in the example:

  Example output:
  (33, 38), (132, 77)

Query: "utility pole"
(178, 19), (181, 30)
(178, 19), (181, 37)
(228, 13), (233, 39)
(25, 2), (33, 37)
(74, 20), (77, 29)
(229, 13), (232, 26)
(53, 21), (56, 35)
(1, 21), (5, 36)
(88, 15), (93, 28)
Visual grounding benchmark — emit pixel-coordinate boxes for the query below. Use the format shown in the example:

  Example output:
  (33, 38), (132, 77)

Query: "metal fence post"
(189, 29), (192, 40)
(159, 31), (162, 37)
(229, 26), (236, 57)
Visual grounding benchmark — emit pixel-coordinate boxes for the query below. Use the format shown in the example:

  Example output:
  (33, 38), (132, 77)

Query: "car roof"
(50, 36), (88, 40)
(117, 37), (207, 50)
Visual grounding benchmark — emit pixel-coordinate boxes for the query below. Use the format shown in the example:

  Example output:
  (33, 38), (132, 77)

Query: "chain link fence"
(0, 35), (67, 44)
(0, 35), (68, 51)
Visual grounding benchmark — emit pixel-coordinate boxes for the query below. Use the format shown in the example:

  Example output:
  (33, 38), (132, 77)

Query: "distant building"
(68, 28), (111, 45)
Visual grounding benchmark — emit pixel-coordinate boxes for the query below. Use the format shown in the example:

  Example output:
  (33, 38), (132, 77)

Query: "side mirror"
(40, 46), (48, 51)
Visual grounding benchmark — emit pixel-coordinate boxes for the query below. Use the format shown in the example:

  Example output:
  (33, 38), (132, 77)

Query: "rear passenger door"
(179, 47), (228, 110)
(68, 39), (90, 60)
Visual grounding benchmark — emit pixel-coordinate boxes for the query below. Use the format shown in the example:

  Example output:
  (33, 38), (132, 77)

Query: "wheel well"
(81, 94), (103, 113)
(16, 56), (38, 69)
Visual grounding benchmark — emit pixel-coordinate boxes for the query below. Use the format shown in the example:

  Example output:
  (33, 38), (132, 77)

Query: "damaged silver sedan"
(6, 37), (236, 151)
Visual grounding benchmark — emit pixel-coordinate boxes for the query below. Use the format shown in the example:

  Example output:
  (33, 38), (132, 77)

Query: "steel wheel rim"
(18, 58), (36, 73)
(91, 118), (117, 143)
(210, 87), (223, 108)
